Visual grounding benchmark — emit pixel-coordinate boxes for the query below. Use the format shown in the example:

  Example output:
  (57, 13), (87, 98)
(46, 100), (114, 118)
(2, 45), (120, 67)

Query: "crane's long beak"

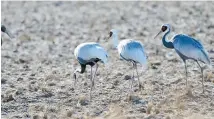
(5, 30), (14, 39)
(104, 32), (112, 40)
(104, 34), (112, 41)
(154, 31), (162, 39)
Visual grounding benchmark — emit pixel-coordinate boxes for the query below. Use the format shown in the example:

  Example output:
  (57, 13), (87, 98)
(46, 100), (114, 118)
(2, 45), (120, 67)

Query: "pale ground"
(1, 1), (214, 119)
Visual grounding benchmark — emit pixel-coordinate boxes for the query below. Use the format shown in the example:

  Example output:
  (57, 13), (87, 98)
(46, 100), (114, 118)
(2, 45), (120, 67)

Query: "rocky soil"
(1, 1), (214, 119)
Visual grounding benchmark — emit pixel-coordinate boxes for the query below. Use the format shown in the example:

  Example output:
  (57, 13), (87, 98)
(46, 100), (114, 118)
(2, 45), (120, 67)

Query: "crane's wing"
(119, 40), (147, 66)
(173, 34), (211, 65)
(74, 42), (108, 64)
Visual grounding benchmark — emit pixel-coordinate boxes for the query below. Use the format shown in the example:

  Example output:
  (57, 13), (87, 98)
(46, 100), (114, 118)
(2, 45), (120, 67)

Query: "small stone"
(15, 90), (23, 95)
(138, 107), (146, 113)
(30, 73), (36, 76)
(151, 60), (161, 65)
(110, 85), (115, 89)
(129, 95), (146, 105)
(113, 80), (119, 86)
(33, 115), (39, 119)
(79, 98), (89, 106)
(1, 78), (7, 84)
(116, 72), (123, 76)
(40, 92), (54, 98)
(84, 82), (87, 86)
(171, 78), (182, 84)
(17, 77), (23, 81)
(19, 59), (27, 63)
(23, 65), (29, 69)
(123, 75), (131, 80)
(151, 65), (158, 69)
(67, 110), (72, 117)
(30, 81), (36, 84)
(70, 88), (74, 91)
(3, 94), (15, 102)
(48, 83), (56, 86)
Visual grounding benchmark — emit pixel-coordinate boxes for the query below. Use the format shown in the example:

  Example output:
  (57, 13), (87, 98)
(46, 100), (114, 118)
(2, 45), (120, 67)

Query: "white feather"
(110, 29), (147, 68)
(74, 42), (108, 64)
(118, 39), (147, 67)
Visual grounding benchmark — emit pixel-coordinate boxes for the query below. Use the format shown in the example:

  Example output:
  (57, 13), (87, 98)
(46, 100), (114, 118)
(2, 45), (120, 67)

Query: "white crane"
(108, 29), (148, 92)
(73, 42), (108, 99)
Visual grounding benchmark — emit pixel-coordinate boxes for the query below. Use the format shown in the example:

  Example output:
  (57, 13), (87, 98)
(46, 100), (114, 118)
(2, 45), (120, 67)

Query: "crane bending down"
(108, 29), (147, 92)
(73, 42), (108, 99)
(155, 24), (211, 93)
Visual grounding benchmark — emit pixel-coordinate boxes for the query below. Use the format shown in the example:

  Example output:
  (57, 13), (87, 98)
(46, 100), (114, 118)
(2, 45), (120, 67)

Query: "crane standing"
(155, 24), (211, 93)
(73, 42), (108, 99)
(108, 29), (147, 92)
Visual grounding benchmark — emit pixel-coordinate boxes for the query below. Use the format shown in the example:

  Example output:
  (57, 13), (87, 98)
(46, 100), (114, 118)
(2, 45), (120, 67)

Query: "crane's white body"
(74, 42), (108, 64)
(109, 29), (147, 91)
(118, 39), (147, 66)
(74, 42), (108, 100)
(110, 29), (147, 67)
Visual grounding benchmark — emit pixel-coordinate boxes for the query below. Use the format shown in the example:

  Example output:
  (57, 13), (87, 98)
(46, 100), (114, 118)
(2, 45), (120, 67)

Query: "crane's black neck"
(162, 30), (174, 49)
(79, 64), (86, 73)
(78, 58), (100, 73)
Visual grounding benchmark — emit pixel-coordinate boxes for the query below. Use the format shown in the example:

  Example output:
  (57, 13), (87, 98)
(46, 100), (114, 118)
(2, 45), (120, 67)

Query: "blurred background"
(1, 1), (214, 119)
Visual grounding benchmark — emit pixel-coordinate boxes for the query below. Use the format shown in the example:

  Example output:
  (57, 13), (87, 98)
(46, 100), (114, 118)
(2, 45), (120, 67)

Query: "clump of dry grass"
(205, 71), (214, 82)
(92, 104), (126, 119)
(146, 102), (153, 114)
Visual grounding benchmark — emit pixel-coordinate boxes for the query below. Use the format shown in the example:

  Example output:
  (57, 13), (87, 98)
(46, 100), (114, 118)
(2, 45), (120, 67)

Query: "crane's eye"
(161, 26), (167, 32)
(109, 31), (113, 37)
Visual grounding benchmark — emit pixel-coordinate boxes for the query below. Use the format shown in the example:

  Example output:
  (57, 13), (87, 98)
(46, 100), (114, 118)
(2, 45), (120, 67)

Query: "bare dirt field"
(1, 1), (214, 119)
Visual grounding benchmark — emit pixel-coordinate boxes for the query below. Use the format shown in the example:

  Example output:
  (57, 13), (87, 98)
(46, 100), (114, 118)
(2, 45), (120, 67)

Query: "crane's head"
(108, 29), (118, 39)
(1, 25), (14, 39)
(154, 24), (171, 39)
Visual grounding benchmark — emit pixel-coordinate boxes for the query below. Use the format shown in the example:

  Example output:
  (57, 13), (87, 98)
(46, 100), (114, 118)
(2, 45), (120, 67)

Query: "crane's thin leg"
(135, 63), (142, 91)
(130, 62), (135, 93)
(89, 66), (93, 100)
(92, 63), (98, 89)
(184, 60), (188, 87)
(196, 61), (204, 93)
(73, 72), (77, 88)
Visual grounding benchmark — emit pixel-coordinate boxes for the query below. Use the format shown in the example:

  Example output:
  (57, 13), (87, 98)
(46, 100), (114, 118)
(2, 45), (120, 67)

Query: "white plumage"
(117, 39), (147, 67)
(73, 42), (108, 99)
(109, 29), (147, 91)
(74, 42), (108, 64)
